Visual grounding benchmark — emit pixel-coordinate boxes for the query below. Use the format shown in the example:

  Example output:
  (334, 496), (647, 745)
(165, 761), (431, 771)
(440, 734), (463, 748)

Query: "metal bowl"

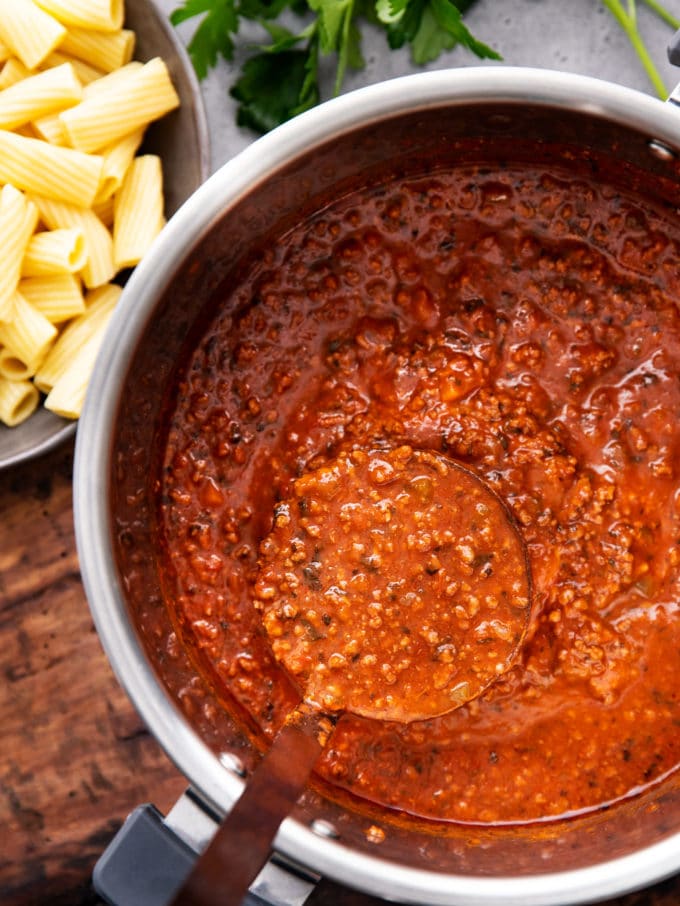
(75, 68), (680, 904)
(0, 0), (210, 471)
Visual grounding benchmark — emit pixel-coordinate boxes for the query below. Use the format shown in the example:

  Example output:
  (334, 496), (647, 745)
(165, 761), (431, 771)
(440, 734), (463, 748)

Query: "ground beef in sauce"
(253, 445), (531, 723)
(158, 163), (680, 825)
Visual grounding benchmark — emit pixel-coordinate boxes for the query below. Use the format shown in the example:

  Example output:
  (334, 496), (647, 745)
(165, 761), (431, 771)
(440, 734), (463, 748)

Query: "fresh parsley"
(172, 0), (680, 135)
(170, 0), (498, 133)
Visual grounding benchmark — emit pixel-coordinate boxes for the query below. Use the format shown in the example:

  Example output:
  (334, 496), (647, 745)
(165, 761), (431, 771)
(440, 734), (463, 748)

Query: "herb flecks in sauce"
(159, 164), (680, 825)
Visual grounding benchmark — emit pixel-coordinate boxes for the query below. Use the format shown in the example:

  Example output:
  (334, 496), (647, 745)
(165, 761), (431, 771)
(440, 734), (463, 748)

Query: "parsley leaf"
(411, 3), (457, 63)
(171, 0), (496, 133)
(231, 40), (320, 132)
(170, 0), (239, 79)
(429, 0), (499, 59)
(381, 0), (426, 50)
(308, 0), (365, 92)
(380, 0), (498, 63)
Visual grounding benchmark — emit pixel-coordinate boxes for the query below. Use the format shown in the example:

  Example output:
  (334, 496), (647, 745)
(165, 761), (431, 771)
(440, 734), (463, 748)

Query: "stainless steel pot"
(74, 67), (680, 905)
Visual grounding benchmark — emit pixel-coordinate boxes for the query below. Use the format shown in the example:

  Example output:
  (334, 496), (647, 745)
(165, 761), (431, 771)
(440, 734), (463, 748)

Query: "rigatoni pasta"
(60, 56), (179, 152)
(32, 110), (68, 145)
(0, 376), (39, 426)
(0, 130), (103, 206)
(32, 195), (116, 288)
(44, 308), (113, 417)
(0, 0), (184, 429)
(34, 283), (120, 394)
(0, 185), (38, 321)
(44, 331), (99, 417)
(0, 290), (58, 371)
(92, 194), (114, 227)
(22, 227), (87, 277)
(113, 154), (164, 268)
(0, 58), (31, 91)
(19, 274), (85, 323)
(97, 127), (144, 202)
(41, 51), (104, 85)
(0, 0), (66, 69)
(59, 25), (134, 72)
(82, 59), (142, 99)
(0, 62), (82, 130)
(34, 0), (124, 33)
(0, 346), (34, 381)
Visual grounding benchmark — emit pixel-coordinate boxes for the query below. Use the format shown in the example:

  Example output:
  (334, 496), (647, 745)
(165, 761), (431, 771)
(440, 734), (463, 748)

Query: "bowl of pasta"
(0, 0), (210, 469)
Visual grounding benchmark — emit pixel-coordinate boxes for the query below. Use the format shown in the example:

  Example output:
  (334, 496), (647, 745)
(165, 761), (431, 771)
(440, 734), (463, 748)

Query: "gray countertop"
(155, 0), (680, 170)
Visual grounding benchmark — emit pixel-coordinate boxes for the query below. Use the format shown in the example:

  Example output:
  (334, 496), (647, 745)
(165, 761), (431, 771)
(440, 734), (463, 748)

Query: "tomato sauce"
(254, 444), (531, 723)
(157, 162), (680, 826)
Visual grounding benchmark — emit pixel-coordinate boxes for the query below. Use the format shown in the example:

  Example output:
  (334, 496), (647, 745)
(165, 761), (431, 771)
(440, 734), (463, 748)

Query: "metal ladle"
(171, 445), (532, 906)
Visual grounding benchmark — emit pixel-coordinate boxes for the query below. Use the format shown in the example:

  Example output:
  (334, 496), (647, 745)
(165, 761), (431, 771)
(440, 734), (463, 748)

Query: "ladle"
(171, 445), (532, 906)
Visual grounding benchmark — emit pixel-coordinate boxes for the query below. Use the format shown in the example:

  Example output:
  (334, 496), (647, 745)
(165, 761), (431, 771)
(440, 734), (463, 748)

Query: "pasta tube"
(0, 290), (57, 370)
(0, 130), (103, 207)
(96, 128), (144, 202)
(0, 376), (39, 426)
(59, 26), (134, 73)
(0, 6), (181, 430)
(19, 274), (85, 323)
(0, 185), (38, 321)
(31, 111), (68, 145)
(44, 316), (110, 418)
(34, 282), (120, 394)
(113, 155), (165, 268)
(33, 60), (133, 144)
(31, 195), (115, 288)
(22, 227), (87, 277)
(0, 58), (31, 91)
(41, 51), (104, 85)
(82, 60), (142, 98)
(34, 0), (124, 33)
(0, 63), (82, 131)
(92, 194), (114, 227)
(0, 346), (34, 380)
(0, 0), (66, 70)
(60, 57), (179, 153)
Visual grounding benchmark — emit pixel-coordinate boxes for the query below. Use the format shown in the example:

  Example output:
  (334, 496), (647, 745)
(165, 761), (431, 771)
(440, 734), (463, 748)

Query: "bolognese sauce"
(158, 161), (680, 826)
(254, 444), (531, 723)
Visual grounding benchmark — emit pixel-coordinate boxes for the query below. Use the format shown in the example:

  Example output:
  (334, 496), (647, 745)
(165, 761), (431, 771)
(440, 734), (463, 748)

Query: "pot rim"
(74, 66), (680, 905)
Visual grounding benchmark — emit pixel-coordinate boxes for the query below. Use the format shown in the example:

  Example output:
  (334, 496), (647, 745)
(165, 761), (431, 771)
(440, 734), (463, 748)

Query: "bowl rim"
(75, 66), (680, 905)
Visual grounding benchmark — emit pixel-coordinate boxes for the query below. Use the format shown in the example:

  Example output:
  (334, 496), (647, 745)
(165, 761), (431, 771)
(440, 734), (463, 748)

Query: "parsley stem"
(640, 0), (680, 29)
(602, 0), (669, 98)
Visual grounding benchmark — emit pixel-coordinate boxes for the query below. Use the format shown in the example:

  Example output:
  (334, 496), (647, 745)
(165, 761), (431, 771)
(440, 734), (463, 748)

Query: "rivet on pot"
(219, 751), (246, 777)
(648, 139), (677, 161)
(310, 819), (339, 839)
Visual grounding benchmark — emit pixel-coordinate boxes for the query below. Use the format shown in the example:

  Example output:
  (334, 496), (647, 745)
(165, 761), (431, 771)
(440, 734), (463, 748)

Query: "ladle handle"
(170, 710), (325, 906)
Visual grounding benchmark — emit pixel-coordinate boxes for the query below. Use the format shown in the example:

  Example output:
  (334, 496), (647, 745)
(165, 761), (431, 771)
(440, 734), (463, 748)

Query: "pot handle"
(92, 790), (386, 905)
(94, 803), (207, 906)
(92, 792), (316, 906)
(669, 29), (680, 67)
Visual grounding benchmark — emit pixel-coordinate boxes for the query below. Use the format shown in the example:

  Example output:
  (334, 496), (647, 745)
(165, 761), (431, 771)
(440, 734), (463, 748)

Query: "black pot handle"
(668, 29), (680, 66)
(93, 801), (303, 906)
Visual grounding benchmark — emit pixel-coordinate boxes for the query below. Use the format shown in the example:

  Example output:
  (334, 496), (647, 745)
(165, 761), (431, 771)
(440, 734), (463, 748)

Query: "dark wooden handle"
(170, 710), (325, 906)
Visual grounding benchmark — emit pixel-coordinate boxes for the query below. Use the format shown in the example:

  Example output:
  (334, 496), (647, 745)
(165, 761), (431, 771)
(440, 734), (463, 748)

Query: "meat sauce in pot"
(155, 159), (680, 828)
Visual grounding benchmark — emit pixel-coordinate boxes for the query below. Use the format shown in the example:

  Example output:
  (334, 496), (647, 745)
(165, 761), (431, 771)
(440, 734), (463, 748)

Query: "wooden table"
(2, 438), (680, 906)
